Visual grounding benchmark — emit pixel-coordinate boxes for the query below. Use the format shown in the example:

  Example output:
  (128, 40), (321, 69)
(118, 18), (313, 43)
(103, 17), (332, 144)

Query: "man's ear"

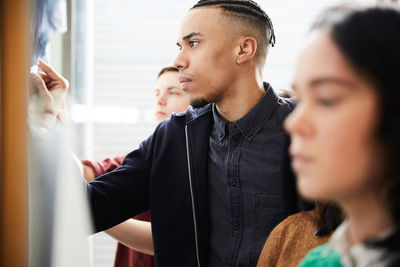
(236, 36), (257, 65)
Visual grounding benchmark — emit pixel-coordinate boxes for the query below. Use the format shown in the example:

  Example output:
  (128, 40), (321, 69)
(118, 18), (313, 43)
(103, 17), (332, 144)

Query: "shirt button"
(233, 222), (239, 230)
(230, 179), (236, 186)
(246, 130), (253, 138)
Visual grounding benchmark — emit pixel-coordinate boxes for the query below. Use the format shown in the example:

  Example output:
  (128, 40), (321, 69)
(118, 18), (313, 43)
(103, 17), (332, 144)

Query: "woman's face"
(154, 71), (190, 123)
(285, 31), (383, 202)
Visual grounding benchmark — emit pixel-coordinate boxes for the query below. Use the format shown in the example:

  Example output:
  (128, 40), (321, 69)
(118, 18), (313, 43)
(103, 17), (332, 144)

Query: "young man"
(35, 1), (299, 266)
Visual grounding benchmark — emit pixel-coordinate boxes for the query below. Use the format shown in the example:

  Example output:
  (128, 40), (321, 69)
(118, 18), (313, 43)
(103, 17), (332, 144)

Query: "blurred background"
(1, 0), (397, 266)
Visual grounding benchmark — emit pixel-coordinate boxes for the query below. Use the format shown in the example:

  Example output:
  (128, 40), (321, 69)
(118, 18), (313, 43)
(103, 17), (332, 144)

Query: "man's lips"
(178, 76), (192, 89)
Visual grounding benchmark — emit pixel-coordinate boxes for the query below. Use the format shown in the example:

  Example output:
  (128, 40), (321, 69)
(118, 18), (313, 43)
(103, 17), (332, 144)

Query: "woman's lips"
(291, 153), (313, 171)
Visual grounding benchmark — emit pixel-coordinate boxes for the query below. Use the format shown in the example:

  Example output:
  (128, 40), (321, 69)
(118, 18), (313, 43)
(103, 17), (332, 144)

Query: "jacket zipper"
(185, 125), (201, 267)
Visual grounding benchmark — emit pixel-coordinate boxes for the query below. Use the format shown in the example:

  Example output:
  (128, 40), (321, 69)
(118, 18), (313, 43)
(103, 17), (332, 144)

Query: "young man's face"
(174, 8), (238, 108)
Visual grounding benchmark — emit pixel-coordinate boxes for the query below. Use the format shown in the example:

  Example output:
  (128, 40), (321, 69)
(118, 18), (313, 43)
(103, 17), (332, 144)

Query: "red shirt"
(82, 156), (154, 267)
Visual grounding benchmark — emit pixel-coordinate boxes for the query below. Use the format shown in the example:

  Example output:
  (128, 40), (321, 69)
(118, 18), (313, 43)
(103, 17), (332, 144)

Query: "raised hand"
(28, 59), (70, 138)
(30, 58), (69, 117)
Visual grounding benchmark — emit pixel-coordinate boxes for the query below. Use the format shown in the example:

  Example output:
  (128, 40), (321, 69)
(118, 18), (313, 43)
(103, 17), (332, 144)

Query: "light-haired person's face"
(154, 71), (189, 123)
(174, 8), (238, 108)
(285, 31), (383, 203)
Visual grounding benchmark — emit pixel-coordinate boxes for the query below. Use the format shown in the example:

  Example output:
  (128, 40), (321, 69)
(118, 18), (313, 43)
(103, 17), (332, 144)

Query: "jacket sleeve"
(86, 131), (156, 233)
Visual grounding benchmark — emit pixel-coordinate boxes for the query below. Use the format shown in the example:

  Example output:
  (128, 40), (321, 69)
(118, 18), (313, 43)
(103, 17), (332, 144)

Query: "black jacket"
(87, 86), (299, 267)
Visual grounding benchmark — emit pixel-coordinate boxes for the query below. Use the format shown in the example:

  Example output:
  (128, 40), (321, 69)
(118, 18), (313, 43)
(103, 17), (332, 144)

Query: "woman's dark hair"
(314, 201), (343, 237)
(311, 5), (400, 266)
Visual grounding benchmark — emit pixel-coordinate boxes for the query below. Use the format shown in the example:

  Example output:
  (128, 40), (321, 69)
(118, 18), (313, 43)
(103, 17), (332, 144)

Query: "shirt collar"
(326, 221), (394, 267)
(212, 82), (279, 142)
(212, 104), (227, 141)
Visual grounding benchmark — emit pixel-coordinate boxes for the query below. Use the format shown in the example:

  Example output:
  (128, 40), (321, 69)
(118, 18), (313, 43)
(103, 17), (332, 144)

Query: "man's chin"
(190, 98), (209, 109)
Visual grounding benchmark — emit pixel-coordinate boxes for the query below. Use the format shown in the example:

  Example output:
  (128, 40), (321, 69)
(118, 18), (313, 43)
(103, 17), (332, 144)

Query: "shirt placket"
(225, 129), (243, 267)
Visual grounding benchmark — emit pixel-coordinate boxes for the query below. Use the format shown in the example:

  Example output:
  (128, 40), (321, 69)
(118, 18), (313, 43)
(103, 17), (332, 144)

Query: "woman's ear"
(236, 36), (257, 65)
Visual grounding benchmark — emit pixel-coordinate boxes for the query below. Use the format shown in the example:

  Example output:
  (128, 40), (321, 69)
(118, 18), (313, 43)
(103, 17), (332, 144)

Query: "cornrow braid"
(191, 0), (276, 46)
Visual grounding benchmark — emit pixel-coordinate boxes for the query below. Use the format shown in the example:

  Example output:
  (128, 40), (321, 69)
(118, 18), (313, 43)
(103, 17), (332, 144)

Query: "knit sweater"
(257, 209), (330, 267)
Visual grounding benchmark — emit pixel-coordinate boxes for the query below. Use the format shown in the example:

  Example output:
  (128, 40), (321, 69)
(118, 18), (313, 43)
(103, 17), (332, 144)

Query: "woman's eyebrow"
(308, 77), (356, 89)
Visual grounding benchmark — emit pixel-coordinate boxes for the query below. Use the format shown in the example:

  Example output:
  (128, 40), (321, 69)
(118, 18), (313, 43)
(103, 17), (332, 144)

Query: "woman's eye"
(318, 98), (338, 107)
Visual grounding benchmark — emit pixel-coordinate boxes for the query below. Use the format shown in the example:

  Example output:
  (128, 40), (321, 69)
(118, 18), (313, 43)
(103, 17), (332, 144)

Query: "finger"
(38, 58), (69, 90)
(46, 80), (65, 90)
(29, 72), (39, 95)
(30, 72), (46, 90)
(38, 58), (63, 81)
(37, 71), (51, 84)
(30, 72), (51, 98)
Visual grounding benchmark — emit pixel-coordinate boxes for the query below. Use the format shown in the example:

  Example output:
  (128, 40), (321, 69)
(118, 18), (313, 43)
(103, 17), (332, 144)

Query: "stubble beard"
(190, 98), (210, 108)
(189, 87), (224, 109)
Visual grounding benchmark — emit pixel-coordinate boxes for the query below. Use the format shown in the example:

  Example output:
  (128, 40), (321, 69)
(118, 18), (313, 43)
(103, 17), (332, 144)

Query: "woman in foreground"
(285, 5), (400, 267)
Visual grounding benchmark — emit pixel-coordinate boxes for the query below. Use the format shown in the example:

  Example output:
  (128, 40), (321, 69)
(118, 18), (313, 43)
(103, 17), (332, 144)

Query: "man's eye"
(170, 91), (181, 96)
(189, 41), (199, 47)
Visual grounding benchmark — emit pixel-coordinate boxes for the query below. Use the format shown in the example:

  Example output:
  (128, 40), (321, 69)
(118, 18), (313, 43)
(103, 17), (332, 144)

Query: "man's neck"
(215, 79), (265, 122)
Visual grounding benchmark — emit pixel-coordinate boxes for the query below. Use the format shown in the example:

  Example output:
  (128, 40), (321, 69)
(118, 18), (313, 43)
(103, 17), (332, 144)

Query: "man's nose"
(173, 50), (188, 70)
(156, 93), (167, 106)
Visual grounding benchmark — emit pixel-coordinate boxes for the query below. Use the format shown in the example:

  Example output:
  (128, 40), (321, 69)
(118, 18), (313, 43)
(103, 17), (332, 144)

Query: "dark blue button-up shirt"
(207, 83), (293, 266)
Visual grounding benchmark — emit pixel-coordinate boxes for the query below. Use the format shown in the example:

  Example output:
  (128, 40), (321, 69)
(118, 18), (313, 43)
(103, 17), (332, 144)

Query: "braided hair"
(191, 0), (275, 47)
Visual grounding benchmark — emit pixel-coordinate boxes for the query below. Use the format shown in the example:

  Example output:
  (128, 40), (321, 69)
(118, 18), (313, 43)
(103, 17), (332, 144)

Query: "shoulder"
(263, 83), (295, 126)
(170, 103), (213, 123)
(265, 95), (295, 133)
(267, 210), (318, 241)
(279, 96), (296, 110)
(264, 82), (295, 112)
(257, 211), (315, 263)
(275, 95), (296, 116)
(146, 104), (213, 146)
(258, 209), (330, 267)
(152, 104), (213, 136)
